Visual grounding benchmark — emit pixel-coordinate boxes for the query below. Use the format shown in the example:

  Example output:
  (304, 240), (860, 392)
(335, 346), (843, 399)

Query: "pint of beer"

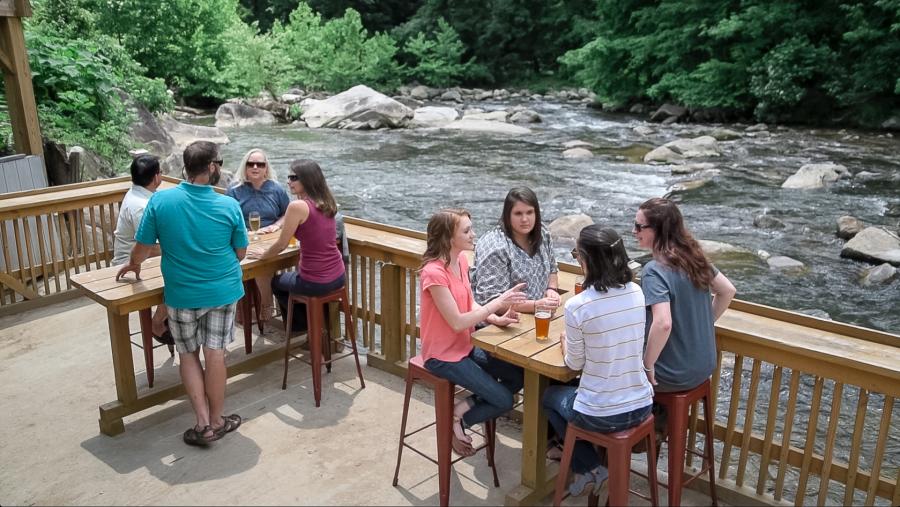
(574, 278), (584, 295)
(535, 305), (553, 342)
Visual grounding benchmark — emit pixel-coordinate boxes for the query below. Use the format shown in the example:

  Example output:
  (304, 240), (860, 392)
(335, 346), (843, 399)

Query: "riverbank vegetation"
(2, 0), (898, 158)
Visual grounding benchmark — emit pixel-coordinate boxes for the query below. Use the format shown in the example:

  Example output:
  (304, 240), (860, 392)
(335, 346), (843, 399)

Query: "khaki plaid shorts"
(166, 303), (236, 354)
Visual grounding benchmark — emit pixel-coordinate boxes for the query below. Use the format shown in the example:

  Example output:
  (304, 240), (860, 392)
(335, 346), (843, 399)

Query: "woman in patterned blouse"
(473, 187), (560, 313)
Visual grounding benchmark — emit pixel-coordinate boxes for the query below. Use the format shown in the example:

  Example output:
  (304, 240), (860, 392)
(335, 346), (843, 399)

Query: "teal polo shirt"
(136, 182), (249, 309)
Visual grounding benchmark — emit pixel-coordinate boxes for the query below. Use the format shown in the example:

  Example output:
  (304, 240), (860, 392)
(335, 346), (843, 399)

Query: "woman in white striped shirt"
(542, 225), (654, 497)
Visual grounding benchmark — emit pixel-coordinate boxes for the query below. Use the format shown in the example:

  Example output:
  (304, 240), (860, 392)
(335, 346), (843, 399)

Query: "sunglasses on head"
(633, 222), (652, 232)
(287, 174), (299, 182)
(246, 161), (266, 168)
(571, 247), (579, 260)
(212, 159), (223, 166)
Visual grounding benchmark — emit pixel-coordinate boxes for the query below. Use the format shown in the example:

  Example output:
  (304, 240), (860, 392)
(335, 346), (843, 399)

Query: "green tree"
(403, 18), (476, 87)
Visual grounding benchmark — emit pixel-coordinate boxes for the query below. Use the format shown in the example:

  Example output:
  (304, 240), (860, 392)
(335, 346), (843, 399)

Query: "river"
(211, 99), (899, 334)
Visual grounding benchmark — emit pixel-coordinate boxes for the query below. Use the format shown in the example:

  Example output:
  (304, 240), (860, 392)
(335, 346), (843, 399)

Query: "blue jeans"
(542, 385), (652, 475)
(272, 272), (346, 332)
(425, 347), (524, 428)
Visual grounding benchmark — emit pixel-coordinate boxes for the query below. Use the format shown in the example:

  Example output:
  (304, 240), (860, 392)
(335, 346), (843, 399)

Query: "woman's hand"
(644, 364), (657, 386)
(258, 224), (279, 234)
(544, 287), (560, 305)
(495, 283), (527, 308)
(246, 245), (267, 259)
(488, 307), (519, 327)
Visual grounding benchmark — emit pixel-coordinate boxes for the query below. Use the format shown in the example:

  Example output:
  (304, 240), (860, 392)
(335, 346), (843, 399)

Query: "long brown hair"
(500, 187), (543, 256)
(420, 208), (471, 269)
(639, 197), (713, 289)
(290, 159), (338, 217)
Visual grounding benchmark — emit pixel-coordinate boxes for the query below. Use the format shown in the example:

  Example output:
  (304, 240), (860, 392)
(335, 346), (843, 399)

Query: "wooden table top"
(70, 232), (297, 314)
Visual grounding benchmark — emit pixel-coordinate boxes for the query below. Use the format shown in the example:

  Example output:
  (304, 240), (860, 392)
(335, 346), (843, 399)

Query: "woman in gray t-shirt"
(633, 198), (736, 392)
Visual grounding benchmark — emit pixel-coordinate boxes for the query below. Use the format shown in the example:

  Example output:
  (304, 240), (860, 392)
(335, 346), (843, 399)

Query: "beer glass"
(534, 304), (553, 342)
(574, 277), (584, 295)
(249, 211), (261, 241)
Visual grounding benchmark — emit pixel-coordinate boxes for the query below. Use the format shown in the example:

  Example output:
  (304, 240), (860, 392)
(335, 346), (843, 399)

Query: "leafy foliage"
(402, 19), (477, 87)
(561, 0), (900, 123)
(272, 4), (401, 92)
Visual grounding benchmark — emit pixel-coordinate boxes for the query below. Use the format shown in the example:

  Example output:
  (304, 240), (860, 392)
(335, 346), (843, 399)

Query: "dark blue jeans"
(425, 347), (524, 428)
(542, 385), (652, 475)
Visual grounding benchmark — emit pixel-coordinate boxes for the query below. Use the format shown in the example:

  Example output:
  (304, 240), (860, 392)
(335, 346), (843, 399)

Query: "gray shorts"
(166, 303), (237, 354)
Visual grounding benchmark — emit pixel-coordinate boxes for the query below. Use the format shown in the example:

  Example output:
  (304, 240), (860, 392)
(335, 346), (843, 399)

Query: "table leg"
(99, 309), (137, 435)
(505, 370), (557, 506)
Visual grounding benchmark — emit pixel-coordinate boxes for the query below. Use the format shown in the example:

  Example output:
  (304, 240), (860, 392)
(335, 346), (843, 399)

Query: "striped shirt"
(564, 282), (654, 417)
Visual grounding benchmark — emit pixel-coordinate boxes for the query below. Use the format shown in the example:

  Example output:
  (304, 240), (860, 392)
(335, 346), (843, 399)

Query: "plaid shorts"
(166, 303), (237, 354)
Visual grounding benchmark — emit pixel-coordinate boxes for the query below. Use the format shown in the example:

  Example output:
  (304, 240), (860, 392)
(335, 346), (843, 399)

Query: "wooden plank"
(864, 396), (894, 504)
(0, 16), (42, 156)
(795, 376), (824, 506)
(720, 354), (745, 480)
(34, 213), (50, 294)
(757, 365), (783, 495)
(843, 389), (868, 505)
(774, 370), (801, 501)
(0, 271), (36, 299)
(43, 214), (61, 293)
(817, 382), (843, 505)
(736, 359), (763, 487)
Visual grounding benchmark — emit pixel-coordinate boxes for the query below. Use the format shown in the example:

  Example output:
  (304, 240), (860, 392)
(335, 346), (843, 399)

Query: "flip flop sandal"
(214, 414), (242, 437)
(153, 318), (175, 346)
(183, 425), (215, 447)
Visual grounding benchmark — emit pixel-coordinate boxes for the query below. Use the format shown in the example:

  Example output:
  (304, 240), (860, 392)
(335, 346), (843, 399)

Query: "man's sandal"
(214, 414), (242, 437)
(183, 425), (216, 447)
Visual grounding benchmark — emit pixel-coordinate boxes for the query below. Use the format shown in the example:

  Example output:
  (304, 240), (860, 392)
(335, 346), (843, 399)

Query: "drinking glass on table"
(534, 303), (554, 343)
(574, 276), (584, 295)
(248, 211), (261, 241)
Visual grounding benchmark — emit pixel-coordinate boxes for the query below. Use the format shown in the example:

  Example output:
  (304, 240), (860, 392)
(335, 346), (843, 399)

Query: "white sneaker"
(568, 472), (595, 497)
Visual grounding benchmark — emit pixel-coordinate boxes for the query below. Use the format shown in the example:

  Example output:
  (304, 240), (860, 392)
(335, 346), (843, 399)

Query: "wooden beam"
(0, 15), (43, 157)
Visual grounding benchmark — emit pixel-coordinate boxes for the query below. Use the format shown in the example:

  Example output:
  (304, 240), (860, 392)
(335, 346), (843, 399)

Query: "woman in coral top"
(419, 208), (527, 456)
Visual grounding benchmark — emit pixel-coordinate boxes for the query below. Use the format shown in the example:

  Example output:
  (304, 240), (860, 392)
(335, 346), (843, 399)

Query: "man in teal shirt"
(117, 140), (249, 446)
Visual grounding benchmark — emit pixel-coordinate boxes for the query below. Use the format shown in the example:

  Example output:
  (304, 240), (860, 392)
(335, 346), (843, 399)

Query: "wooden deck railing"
(2, 179), (898, 506)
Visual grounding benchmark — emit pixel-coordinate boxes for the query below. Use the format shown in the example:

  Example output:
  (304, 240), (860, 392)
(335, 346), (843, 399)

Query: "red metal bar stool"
(237, 279), (264, 354)
(136, 308), (172, 388)
(654, 378), (718, 507)
(553, 413), (659, 507)
(392, 355), (500, 507)
(281, 285), (365, 407)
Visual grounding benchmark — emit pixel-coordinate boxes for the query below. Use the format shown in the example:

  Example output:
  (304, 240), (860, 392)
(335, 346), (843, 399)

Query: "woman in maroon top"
(248, 160), (345, 320)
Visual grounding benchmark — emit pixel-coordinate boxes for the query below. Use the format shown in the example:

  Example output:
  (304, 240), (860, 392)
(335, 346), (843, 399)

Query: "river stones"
(562, 148), (593, 159)
(409, 106), (459, 128)
(509, 109), (542, 123)
(633, 126), (656, 136)
(746, 123), (768, 132)
(837, 216), (865, 239)
(643, 136), (721, 164)
(650, 103), (687, 123)
(708, 127), (741, 141)
(671, 162), (717, 175)
(301, 85), (414, 129)
(214, 103), (277, 128)
(643, 146), (683, 164)
(439, 89), (463, 102)
(409, 85), (431, 100)
(563, 140), (596, 149)
(862, 263), (898, 285)
(781, 163), (851, 189)
(435, 119), (530, 135)
(767, 255), (805, 271)
(841, 227), (900, 266)
(463, 110), (508, 122)
(754, 214), (786, 229)
(667, 178), (709, 193)
(549, 214), (594, 244)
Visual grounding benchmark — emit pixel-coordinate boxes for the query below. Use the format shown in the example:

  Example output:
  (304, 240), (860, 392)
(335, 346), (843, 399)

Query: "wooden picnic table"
(472, 270), (581, 506)
(71, 231), (299, 436)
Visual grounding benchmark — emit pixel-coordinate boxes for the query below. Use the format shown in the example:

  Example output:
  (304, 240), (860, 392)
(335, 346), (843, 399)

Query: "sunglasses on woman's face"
(571, 248), (579, 259)
(246, 161), (266, 168)
(287, 174), (299, 182)
(633, 222), (652, 232)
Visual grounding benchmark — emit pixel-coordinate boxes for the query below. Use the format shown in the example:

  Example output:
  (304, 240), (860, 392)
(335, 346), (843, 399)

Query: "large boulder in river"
(301, 85), (414, 129)
(767, 255), (806, 271)
(214, 103), (277, 128)
(562, 148), (593, 159)
(650, 103), (687, 123)
(409, 106), (459, 128)
(644, 136), (720, 163)
(862, 263), (897, 285)
(549, 214), (594, 243)
(463, 110), (508, 122)
(782, 163), (850, 189)
(436, 119), (530, 135)
(837, 216), (865, 239)
(698, 240), (755, 262)
(841, 227), (900, 265)
(509, 109), (542, 123)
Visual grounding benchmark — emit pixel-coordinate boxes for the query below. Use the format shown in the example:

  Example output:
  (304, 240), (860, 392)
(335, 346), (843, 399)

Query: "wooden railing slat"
(795, 376), (824, 506)
(736, 359), (763, 486)
(843, 388), (868, 505)
(757, 364), (783, 496)
(864, 396), (894, 505)
(719, 354), (744, 480)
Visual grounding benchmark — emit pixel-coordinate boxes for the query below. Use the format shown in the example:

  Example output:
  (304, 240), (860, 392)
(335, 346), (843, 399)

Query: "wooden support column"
(0, 8), (43, 158)
(379, 263), (404, 366)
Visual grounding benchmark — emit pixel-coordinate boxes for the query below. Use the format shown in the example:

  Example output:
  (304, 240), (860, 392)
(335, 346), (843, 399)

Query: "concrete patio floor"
(0, 297), (718, 506)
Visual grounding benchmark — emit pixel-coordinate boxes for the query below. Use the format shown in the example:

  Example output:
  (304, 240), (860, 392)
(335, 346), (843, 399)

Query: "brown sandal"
(183, 425), (216, 447)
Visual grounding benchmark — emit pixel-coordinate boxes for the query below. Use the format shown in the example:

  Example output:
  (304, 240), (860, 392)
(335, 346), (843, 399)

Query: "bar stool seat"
(282, 284), (365, 407)
(553, 413), (659, 506)
(392, 355), (500, 507)
(654, 379), (718, 507)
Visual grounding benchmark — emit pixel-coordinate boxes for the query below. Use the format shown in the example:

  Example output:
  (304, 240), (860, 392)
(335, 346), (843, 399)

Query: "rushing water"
(212, 99), (899, 334)
(204, 101), (899, 504)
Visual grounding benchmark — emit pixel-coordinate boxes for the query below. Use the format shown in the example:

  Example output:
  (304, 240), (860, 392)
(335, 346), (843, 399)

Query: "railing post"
(371, 263), (405, 376)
